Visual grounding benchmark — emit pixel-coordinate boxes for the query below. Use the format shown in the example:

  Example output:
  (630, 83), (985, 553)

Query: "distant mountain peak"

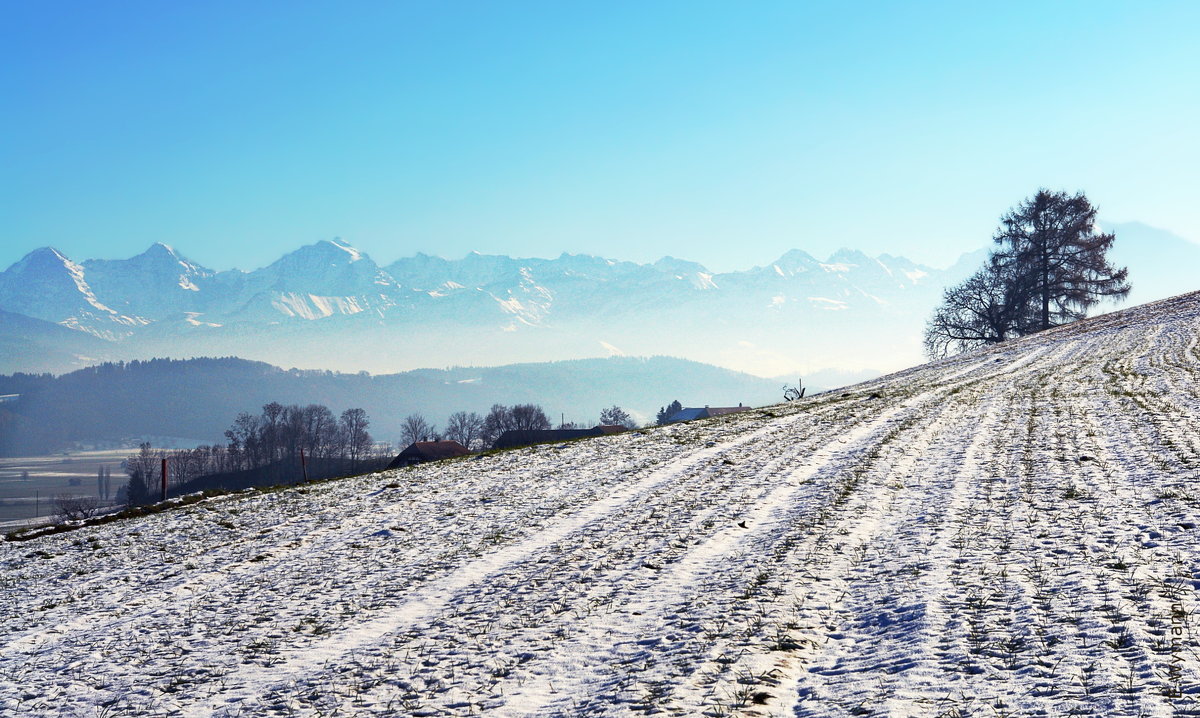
(0, 246), (135, 332)
(274, 239), (373, 269)
(126, 242), (208, 272)
(653, 256), (710, 276)
(827, 248), (871, 265)
(317, 238), (366, 262)
(766, 249), (819, 276)
(774, 248), (817, 261)
(13, 246), (72, 269)
(147, 241), (176, 254)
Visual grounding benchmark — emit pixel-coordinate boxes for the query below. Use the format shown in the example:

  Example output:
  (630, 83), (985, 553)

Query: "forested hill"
(0, 356), (781, 455)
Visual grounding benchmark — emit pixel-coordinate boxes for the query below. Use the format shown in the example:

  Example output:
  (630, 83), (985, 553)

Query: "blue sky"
(2, 1), (1197, 273)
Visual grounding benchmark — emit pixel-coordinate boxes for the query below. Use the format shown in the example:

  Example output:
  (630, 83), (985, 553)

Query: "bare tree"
(481, 404), (514, 448)
(224, 412), (261, 470)
(260, 401), (285, 464)
(340, 408), (373, 464)
(301, 404), (337, 459)
(53, 494), (101, 522)
(399, 413), (435, 446)
(925, 190), (1130, 358)
(924, 260), (1030, 358)
(444, 411), (484, 450)
(510, 404), (551, 431)
(123, 443), (158, 506)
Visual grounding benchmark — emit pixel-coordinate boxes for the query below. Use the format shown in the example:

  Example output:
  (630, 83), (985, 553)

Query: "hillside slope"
(4, 292), (1200, 716)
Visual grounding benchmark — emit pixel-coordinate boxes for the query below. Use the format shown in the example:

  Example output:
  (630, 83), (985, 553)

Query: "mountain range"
(0, 221), (1195, 377)
(0, 241), (977, 377)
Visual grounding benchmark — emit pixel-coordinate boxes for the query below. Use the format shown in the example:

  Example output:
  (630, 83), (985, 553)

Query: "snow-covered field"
(4, 292), (1200, 717)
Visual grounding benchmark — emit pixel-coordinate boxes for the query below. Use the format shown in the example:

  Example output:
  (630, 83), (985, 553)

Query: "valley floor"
(3, 293), (1200, 716)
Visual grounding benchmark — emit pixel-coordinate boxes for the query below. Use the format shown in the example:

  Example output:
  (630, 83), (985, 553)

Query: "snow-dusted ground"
(4, 293), (1200, 717)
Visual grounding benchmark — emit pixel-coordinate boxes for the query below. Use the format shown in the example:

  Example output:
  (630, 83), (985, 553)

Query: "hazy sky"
(3, 1), (1197, 273)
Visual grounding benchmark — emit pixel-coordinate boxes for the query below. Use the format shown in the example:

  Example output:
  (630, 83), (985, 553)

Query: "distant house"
(491, 425), (628, 451)
(387, 440), (471, 469)
(664, 404), (751, 424)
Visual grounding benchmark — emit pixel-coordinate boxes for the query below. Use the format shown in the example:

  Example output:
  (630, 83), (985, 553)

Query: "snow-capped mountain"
(8, 229), (1186, 378)
(228, 239), (406, 323)
(0, 240), (986, 376)
(81, 243), (222, 321)
(0, 247), (145, 340)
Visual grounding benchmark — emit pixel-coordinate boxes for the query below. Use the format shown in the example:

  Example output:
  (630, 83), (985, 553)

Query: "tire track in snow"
(779, 383), (1003, 715)
(11, 294), (1200, 717)
(182, 406), (840, 716)
(498, 353), (1056, 715)
(189, 361), (1016, 715)
(497, 377), (962, 714)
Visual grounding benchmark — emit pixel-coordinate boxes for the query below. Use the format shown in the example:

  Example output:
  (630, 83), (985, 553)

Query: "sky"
(2, 1), (1198, 274)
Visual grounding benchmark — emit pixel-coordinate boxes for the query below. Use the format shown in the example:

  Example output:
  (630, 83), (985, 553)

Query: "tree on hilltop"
(599, 405), (636, 429)
(925, 189), (1130, 357)
(991, 189), (1129, 331)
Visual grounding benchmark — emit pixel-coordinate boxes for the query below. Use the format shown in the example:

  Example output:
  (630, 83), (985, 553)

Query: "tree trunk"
(1041, 247), (1051, 331)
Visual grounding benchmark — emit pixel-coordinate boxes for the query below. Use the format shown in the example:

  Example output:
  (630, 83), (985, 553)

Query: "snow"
(599, 340), (626, 356)
(807, 296), (849, 310)
(183, 312), (222, 328)
(4, 291), (1200, 716)
(329, 239), (364, 262)
(492, 295), (526, 314)
(269, 293), (366, 320)
(818, 263), (852, 273)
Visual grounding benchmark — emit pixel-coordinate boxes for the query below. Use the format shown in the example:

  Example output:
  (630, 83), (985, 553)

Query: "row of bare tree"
(121, 400), (643, 503)
(122, 403), (387, 504)
(222, 403), (376, 470)
(398, 404), (554, 451)
(398, 403), (637, 451)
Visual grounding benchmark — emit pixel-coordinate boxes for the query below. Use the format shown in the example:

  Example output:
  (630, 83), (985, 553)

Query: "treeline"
(396, 404), (557, 451)
(222, 403), (377, 470)
(396, 402), (643, 451)
(0, 355), (780, 456)
(122, 402), (390, 504)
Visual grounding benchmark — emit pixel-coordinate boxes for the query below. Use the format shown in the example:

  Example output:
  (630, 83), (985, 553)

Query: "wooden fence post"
(161, 457), (168, 502)
(301, 448), (309, 482)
